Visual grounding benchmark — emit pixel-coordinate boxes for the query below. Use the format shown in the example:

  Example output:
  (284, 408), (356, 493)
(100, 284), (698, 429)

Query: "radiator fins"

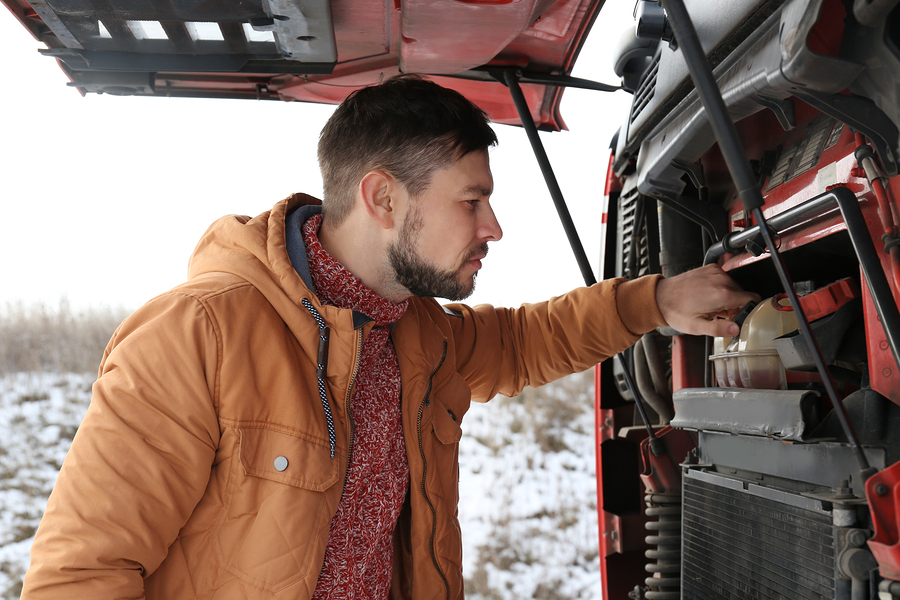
(682, 477), (835, 599)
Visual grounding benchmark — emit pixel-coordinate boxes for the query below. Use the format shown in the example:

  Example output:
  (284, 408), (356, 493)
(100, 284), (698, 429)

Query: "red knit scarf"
(304, 215), (410, 600)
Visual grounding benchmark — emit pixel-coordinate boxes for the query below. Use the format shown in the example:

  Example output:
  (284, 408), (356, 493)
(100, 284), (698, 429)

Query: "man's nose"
(479, 205), (503, 242)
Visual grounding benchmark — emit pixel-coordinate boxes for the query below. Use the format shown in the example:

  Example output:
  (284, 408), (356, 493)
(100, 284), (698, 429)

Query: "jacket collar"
(285, 204), (374, 331)
(285, 203), (320, 293)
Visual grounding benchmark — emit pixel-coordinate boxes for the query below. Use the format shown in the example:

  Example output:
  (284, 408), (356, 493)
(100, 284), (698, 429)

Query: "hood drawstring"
(302, 298), (336, 458)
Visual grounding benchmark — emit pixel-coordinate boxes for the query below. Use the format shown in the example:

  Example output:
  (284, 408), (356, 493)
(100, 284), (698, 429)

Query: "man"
(21, 75), (755, 600)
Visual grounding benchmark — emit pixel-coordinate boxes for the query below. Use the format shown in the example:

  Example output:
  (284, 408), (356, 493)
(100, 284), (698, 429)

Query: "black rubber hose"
(616, 353), (654, 430)
(635, 338), (675, 423)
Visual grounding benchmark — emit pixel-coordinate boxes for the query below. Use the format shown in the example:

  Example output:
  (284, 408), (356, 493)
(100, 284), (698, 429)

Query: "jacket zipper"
(416, 340), (449, 600)
(340, 328), (364, 495)
(316, 328), (363, 584)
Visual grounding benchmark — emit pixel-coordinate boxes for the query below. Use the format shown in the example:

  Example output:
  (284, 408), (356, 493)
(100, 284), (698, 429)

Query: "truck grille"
(682, 472), (835, 599)
(617, 186), (650, 280)
(630, 54), (659, 125)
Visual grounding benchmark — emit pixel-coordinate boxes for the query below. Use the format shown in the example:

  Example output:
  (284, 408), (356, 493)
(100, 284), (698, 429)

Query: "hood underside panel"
(4, 0), (604, 130)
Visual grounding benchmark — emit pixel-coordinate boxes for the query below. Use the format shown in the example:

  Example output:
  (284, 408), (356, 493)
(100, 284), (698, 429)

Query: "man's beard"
(387, 208), (487, 301)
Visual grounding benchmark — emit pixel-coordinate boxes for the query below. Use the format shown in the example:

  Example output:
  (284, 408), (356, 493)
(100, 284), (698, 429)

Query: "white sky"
(0, 1), (635, 312)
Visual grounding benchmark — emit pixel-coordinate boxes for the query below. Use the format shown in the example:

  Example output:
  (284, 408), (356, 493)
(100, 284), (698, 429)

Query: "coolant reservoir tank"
(712, 334), (740, 388)
(711, 295), (798, 389)
(740, 296), (799, 346)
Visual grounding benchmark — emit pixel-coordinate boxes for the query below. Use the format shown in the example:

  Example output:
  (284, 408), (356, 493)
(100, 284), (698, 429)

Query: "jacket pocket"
(214, 426), (342, 593)
(424, 381), (468, 575)
(239, 426), (339, 490)
(426, 395), (462, 508)
(429, 373), (468, 444)
(430, 397), (462, 444)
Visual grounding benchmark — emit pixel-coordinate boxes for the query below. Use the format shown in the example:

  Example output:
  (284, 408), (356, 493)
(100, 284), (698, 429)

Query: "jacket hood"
(187, 194), (362, 336)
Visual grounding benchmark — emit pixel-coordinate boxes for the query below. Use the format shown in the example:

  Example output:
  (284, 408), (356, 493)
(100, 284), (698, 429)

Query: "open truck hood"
(2, 0), (605, 130)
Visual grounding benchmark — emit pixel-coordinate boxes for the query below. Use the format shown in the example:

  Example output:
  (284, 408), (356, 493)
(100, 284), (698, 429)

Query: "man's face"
(387, 149), (501, 301)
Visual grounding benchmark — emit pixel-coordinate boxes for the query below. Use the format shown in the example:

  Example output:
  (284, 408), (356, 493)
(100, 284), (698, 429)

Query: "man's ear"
(359, 170), (399, 230)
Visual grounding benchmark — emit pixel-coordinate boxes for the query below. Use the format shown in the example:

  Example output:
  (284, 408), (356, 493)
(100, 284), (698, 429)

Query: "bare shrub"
(0, 300), (130, 374)
(513, 370), (594, 453)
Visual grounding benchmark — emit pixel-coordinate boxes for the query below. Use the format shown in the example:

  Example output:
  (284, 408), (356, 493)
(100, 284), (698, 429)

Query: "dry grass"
(0, 300), (129, 375)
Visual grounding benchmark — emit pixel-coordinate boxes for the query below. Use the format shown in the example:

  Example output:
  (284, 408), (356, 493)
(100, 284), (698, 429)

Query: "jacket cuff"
(615, 274), (667, 335)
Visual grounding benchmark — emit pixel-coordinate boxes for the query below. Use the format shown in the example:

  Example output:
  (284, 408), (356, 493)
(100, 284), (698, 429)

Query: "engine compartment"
(599, 0), (900, 597)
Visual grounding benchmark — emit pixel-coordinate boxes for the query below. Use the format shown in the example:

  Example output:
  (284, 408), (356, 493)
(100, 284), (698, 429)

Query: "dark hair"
(317, 74), (498, 225)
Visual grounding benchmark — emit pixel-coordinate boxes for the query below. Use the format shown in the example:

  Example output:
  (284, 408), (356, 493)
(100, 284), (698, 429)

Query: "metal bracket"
(794, 90), (899, 177)
(656, 194), (729, 242)
(259, 0), (337, 63)
(450, 68), (620, 93)
(867, 460), (900, 580)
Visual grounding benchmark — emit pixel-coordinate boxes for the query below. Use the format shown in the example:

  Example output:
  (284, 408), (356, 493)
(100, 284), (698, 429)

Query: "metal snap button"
(274, 456), (289, 472)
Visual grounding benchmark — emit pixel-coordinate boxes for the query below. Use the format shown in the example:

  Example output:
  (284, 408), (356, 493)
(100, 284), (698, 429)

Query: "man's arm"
(21, 294), (221, 600)
(447, 265), (757, 402)
(447, 275), (662, 401)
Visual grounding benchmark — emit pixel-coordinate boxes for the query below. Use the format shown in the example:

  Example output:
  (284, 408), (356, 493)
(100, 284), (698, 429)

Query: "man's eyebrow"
(462, 184), (493, 197)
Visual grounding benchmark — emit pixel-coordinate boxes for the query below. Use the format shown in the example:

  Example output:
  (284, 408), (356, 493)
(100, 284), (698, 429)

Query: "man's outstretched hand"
(656, 264), (761, 338)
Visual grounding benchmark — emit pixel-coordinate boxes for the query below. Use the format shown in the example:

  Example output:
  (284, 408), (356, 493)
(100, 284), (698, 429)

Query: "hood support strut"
(501, 69), (598, 288)
(502, 68), (669, 445)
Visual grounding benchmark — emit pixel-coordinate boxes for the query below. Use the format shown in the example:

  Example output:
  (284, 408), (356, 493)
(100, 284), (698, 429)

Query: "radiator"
(682, 469), (836, 599)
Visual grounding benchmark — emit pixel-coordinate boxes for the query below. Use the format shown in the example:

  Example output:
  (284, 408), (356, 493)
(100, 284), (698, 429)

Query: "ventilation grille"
(683, 475), (835, 599)
(33, 0), (277, 56)
(630, 54), (659, 125)
(765, 117), (839, 191)
(618, 186), (650, 280)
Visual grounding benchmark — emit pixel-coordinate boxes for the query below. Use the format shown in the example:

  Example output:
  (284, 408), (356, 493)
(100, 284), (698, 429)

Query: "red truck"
(596, 0), (900, 598)
(5, 0), (900, 598)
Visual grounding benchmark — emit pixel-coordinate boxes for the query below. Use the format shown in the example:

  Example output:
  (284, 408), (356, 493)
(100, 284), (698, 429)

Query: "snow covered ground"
(0, 372), (95, 598)
(459, 371), (601, 600)
(0, 370), (601, 599)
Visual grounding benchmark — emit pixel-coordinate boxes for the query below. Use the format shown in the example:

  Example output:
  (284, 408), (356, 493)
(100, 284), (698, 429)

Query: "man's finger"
(701, 318), (741, 338)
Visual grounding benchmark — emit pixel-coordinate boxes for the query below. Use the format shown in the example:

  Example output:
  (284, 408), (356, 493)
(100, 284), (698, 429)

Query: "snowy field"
(0, 370), (600, 599)
(0, 372), (95, 598)
(459, 371), (601, 600)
